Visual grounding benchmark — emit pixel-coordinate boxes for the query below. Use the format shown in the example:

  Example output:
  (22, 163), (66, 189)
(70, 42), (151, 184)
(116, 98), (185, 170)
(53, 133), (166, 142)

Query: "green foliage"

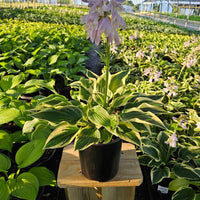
(0, 5), (199, 200)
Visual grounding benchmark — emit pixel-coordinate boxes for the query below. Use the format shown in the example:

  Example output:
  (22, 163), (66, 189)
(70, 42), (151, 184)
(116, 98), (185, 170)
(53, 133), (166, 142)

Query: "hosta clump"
(0, 128), (56, 200)
(23, 0), (165, 151)
(25, 70), (166, 151)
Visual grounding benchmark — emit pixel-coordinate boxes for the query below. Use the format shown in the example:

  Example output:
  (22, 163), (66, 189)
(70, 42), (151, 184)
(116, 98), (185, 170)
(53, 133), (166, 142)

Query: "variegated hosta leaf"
(24, 79), (57, 94)
(99, 128), (113, 143)
(117, 121), (141, 146)
(36, 94), (69, 107)
(75, 127), (100, 150)
(88, 105), (111, 128)
(109, 70), (129, 94)
(92, 92), (105, 106)
(45, 123), (79, 149)
(109, 94), (133, 113)
(172, 187), (195, 200)
(143, 145), (160, 161)
(96, 72), (111, 94)
(151, 166), (170, 184)
(125, 96), (162, 109)
(173, 163), (200, 181)
(121, 107), (166, 129)
(138, 102), (165, 114)
(79, 86), (91, 101)
(32, 106), (82, 125)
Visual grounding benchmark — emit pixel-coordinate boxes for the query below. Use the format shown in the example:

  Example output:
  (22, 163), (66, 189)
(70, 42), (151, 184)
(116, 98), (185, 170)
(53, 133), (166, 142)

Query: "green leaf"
(29, 167), (56, 187)
(117, 129), (141, 146)
(79, 86), (91, 101)
(10, 131), (28, 143)
(143, 145), (160, 161)
(75, 127), (100, 151)
(0, 177), (10, 200)
(24, 79), (57, 94)
(23, 118), (39, 134)
(151, 167), (170, 184)
(96, 72), (111, 94)
(88, 105), (111, 128)
(109, 70), (129, 94)
(178, 147), (200, 161)
(169, 178), (190, 191)
(0, 73), (24, 91)
(31, 123), (51, 140)
(110, 95), (133, 112)
(157, 131), (169, 145)
(173, 163), (200, 181)
(24, 57), (35, 67)
(15, 140), (45, 168)
(99, 128), (113, 143)
(49, 54), (59, 65)
(8, 172), (39, 200)
(172, 187), (195, 200)
(121, 108), (165, 129)
(0, 107), (20, 125)
(32, 106), (82, 125)
(138, 102), (164, 114)
(0, 130), (12, 152)
(195, 193), (200, 200)
(93, 92), (105, 106)
(45, 123), (79, 149)
(138, 154), (152, 166)
(0, 153), (11, 172)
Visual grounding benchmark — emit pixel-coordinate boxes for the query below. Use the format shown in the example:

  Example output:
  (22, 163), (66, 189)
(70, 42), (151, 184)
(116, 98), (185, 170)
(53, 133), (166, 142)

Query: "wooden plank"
(57, 143), (143, 188)
(66, 187), (101, 200)
(102, 187), (135, 200)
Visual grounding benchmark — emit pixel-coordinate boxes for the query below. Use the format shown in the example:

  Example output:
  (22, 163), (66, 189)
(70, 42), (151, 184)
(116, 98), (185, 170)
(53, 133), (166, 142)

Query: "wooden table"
(57, 143), (143, 200)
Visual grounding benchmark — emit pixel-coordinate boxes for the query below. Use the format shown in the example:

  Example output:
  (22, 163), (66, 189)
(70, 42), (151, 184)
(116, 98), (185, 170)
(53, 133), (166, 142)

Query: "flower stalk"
(104, 38), (111, 109)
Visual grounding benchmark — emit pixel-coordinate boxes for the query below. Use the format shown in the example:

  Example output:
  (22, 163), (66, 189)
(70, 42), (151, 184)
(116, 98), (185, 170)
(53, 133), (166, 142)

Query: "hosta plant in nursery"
(0, 127), (56, 200)
(25, 0), (166, 151)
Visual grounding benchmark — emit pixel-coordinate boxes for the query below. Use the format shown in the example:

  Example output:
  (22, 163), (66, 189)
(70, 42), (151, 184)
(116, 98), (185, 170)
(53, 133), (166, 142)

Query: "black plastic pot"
(79, 138), (122, 182)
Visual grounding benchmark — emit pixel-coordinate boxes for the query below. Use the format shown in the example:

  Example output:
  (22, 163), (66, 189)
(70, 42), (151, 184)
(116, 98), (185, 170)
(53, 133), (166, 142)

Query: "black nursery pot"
(79, 138), (122, 182)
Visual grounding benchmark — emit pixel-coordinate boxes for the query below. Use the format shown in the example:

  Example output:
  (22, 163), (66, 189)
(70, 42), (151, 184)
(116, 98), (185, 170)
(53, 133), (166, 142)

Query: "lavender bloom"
(183, 56), (197, 68)
(136, 50), (145, 61)
(81, 0), (126, 45)
(144, 68), (162, 83)
(165, 133), (178, 148)
(129, 30), (140, 40)
(196, 122), (200, 129)
(171, 49), (177, 55)
(193, 37), (199, 43)
(163, 80), (178, 98)
(179, 120), (188, 130)
(184, 40), (191, 48)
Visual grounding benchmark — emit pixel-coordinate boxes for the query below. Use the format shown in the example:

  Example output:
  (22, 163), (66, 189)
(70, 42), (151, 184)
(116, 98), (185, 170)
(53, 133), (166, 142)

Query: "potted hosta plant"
(24, 0), (166, 182)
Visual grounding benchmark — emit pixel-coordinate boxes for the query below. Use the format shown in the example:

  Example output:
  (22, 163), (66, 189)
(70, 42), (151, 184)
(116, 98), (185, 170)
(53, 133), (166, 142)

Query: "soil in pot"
(79, 138), (122, 182)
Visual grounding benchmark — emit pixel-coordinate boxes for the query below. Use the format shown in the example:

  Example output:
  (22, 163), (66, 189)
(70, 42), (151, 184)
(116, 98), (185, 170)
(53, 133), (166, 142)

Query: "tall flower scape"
(81, 0), (126, 45)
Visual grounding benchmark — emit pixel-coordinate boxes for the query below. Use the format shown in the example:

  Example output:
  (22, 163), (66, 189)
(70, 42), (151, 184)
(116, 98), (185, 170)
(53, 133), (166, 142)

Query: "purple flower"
(184, 40), (191, 48)
(136, 50), (145, 60)
(196, 122), (200, 130)
(193, 37), (199, 43)
(81, 0), (126, 45)
(163, 79), (178, 98)
(165, 133), (178, 148)
(144, 68), (162, 82)
(183, 56), (197, 68)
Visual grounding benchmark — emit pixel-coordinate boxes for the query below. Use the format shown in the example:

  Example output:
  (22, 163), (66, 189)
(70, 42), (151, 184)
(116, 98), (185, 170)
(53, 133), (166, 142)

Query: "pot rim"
(91, 137), (121, 147)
